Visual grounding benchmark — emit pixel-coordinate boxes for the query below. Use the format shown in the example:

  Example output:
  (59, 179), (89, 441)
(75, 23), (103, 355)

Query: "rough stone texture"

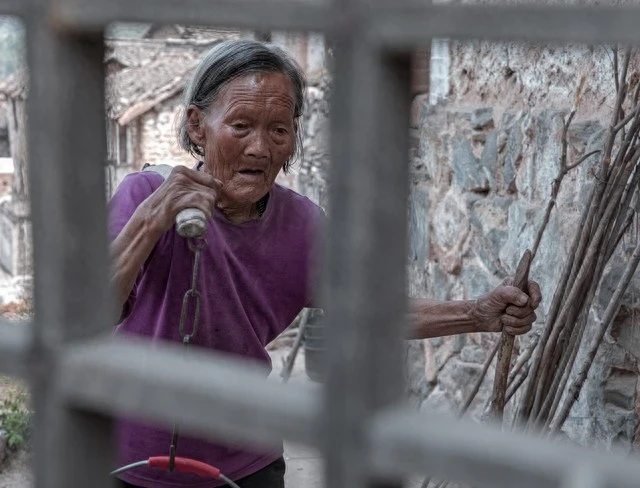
(284, 76), (331, 211)
(433, 31), (640, 450)
(411, 103), (640, 449)
(285, 67), (640, 450)
(139, 96), (196, 170)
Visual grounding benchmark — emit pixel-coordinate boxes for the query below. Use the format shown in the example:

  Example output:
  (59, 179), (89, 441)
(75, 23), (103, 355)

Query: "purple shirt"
(108, 171), (323, 487)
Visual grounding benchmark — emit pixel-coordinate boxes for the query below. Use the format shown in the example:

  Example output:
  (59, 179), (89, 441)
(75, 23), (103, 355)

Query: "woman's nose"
(245, 130), (269, 159)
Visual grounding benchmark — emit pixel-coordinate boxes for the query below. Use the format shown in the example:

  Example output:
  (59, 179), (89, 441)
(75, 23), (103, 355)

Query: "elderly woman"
(108, 39), (541, 488)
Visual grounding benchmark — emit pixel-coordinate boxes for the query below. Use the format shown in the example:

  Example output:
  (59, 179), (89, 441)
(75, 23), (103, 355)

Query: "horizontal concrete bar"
(0, 0), (30, 17)
(51, 0), (332, 33)
(369, 407), (640, 488)
(372, 4), (640, 46)
(58, 337), (321, 451)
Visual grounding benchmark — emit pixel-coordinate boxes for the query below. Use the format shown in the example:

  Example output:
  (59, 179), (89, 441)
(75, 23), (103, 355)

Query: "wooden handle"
(512, 249), (532, 293)
(486, 249), (532, 425)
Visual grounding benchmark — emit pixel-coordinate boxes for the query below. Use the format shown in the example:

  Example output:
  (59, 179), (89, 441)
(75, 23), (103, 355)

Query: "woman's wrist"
(136, 196), (169, 238)
(466, 298), (482, 332)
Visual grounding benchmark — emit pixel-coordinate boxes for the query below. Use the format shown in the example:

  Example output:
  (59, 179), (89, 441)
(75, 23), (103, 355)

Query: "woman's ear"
(186, 105), (206, 148)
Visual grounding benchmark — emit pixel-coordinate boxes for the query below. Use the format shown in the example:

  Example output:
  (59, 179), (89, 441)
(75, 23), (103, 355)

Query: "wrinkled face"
(187, 72), (296, 207)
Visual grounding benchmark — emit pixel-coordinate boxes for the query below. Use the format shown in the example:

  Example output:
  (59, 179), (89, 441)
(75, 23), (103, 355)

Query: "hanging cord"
(111, 168), (242, 487)
(111, 237), (242, 488)
(169, 237), (205, 472)
(111, 457), (241, 488)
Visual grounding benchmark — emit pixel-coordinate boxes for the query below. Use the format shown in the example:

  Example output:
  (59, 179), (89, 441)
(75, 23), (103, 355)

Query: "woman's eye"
(275, 127), (288, 135)
(232, 123), (248, 130)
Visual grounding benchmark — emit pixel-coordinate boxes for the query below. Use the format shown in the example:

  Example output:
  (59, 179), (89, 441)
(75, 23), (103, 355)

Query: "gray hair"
(178, 39), (307, 173)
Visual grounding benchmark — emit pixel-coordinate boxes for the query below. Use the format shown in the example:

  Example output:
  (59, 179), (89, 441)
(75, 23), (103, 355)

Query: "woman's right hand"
(143, 165), (222, 235)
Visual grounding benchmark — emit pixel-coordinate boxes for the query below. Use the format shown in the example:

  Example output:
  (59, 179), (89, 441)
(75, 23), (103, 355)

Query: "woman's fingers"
(501, 312), (537, 331)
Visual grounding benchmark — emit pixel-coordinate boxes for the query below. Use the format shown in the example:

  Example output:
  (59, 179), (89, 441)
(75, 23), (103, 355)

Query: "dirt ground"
(0, 450), (31, 488)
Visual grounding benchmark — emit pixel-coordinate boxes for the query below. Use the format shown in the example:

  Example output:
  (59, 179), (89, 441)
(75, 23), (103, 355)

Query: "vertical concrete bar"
(25, 1), (114, 486)
(321, 4), (412, 483)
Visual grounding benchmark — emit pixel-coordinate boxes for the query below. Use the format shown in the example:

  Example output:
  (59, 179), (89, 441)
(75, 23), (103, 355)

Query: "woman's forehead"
(216, 72), (296, 109)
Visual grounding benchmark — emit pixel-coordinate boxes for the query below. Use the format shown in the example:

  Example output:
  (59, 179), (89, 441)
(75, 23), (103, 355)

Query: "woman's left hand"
(471, 277), (542, 335)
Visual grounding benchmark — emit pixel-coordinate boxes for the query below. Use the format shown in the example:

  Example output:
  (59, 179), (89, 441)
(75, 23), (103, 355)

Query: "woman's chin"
(224, 185), (271, 206)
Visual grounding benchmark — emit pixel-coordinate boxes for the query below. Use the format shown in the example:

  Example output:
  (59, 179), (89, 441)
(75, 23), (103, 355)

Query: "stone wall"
(106, 96), (197, 194)
(276, 75), (330, 208)
(416, 35), (640, 450)
(139, 96), (197, 169)
(290, 53), (640, 449)
(408, 104), (640, 449)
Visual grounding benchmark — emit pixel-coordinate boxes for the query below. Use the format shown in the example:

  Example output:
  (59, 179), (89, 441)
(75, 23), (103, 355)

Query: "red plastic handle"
(148, 456), (221, 479)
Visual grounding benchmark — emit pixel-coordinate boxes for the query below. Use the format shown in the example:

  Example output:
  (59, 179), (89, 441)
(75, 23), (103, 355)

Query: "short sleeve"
(107, 172), (162, 243)
(107, 172), (163, 322)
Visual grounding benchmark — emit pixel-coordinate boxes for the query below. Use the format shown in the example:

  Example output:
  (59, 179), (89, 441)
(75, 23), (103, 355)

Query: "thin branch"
(535, 282), (595, 427)
(543, 304), (592, 429)
(613, 105), (640, 133)
(531, 78), (587, 260)
(459, 339), (500, 416)
(528, 172), (630, 423)
(618, 47), (632, 94)
(508, 334), (538, 384)
(281, 308), (311, 383)
(566, 150), (601, 172)
(550, 237), (640, 433)
(506, 363), (529, 405)
(600, 47), (631, 177)
(517, 181), (597, 422)
(613, 45), (619, 93)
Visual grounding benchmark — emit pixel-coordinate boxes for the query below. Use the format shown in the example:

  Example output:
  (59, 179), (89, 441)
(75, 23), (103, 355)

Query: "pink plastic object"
(148, 456), (221, 479)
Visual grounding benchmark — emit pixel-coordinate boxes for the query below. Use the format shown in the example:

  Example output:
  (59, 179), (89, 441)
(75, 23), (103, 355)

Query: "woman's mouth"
(238, 169), (265, 178)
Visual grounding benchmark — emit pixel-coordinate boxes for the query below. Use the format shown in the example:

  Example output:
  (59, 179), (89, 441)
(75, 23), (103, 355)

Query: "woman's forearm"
(406, 298), (478, 339)
(110, 203), (163, 318)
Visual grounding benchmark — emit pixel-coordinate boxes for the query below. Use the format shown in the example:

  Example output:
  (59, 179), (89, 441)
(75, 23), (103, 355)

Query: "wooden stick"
(517, 80), (598, 421)
(535, 288), (593, 427)
(459, 339), (500, 416)
(606, 154), (640, 258)
(505, 363), (529, 405)
(542, 306), (590, 430)
(550, 236), (640, 433)
(530, 159), (631, 424)
(484, 250), (532, 425)
(529, 162), (632, 420)
(508, 334), (537, 384)
(281, 308), (311, 383)
(518, 47), (636, 428)
(533, 105), (637, 410)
